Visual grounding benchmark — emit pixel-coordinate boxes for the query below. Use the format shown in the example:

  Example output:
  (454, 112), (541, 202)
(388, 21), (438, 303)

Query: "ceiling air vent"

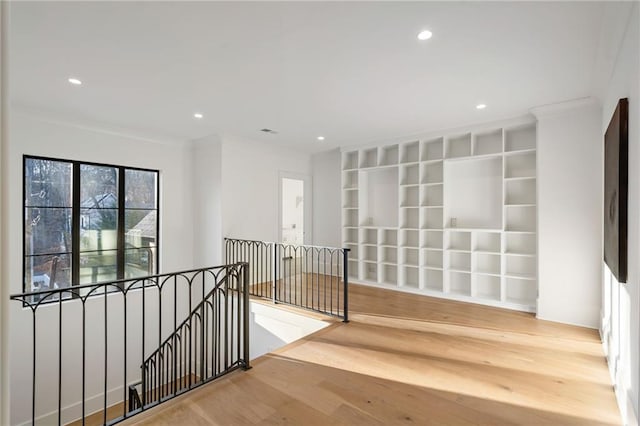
(260, 128), (278, 135)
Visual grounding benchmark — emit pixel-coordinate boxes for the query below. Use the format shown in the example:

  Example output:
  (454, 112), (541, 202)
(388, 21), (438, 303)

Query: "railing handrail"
(224, 237), (351, 253)
(10, 262), (248, 303)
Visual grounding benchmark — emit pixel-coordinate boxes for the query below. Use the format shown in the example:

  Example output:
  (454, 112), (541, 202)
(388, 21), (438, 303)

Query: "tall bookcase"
(341, 119), (537, 312)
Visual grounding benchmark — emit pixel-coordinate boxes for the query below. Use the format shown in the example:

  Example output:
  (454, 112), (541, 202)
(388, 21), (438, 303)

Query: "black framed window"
(24, 156), (159, 296)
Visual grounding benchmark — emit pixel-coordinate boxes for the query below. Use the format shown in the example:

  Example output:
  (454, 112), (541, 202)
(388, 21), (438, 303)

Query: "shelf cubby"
(401, 230), (419, 248)
(362, 228), (378, 245)
(400, 141), (420, 163)
(474, 253), (501, 275)
(505, 125), (536, 152)
(421, 138), (444, 161)
(505, 277), (537, 305)
(444, 156), (503, 230)
(446, 231), (471, 251)
(380, 229), (398, 246)
(424, 269), (443, 291)
(446, 134), (472, 158)
(343, 228), (358, 244)
(449, 271), (471, 296)
(505, 233), (536, 255)
(474, 130), (502, 156)
(505, 151), (536, 179)
(506, 205), (536, 232)
(402, 248), (419, 267)
(505, 256), (536, 279)
(475, 274), (501, 300)
(343, 190), (358, 208)
(420, 161), (443, 184)
(473, 231), (501, 253)
(344, 209), (358, 227)
(343, 170), (359, 189)
(381, 247), (398, 264)
(359, 167), (399, 227)
(402, 266), (420, 288)
(345, 244), (359, 259)
(505, 179), (536, 205)
(360, 148), (378, 168)
(380, 229), (397, 246)
(420, 184), (443, 206)
(424, 249), (443, 269)
(401, 186), (419, 207)
(363, 245), (378, 263)
(401, 208), (419, 229)
(379, 145), (399, 166)
(423, 208), (443, 229)
(343, 151), (359, 170)
(364, 263), (378, 282)
(422, 230), (443, 249)
(382, 264), (398, 285)
(448, 251), (471, 272)
(401, 164), (419, 185)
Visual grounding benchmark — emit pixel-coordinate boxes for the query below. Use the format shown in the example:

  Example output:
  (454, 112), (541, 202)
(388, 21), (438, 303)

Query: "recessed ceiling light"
(317, 136), (325, 141)
(417, 30), (433, 41)
(476, 104), (487, 110)
(193, 113), (204, 119)
(68, 78), (82, 85)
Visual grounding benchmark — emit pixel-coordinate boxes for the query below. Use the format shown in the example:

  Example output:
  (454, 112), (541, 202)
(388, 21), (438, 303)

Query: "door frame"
(278, 171), (312, 245)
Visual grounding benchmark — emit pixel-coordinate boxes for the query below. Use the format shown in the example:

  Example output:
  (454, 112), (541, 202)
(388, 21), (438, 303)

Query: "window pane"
(125, 169), (157, 209)
(25, 253), (72, 293)
(80, 164), (118, 208)
(80, 208), (118, 251)
(25, 207), (72, 256)
(125, 247), (156, 279)
(25, 158), (72, 207)
(125, 210), (157, 248)
(79, 250), (118, 284)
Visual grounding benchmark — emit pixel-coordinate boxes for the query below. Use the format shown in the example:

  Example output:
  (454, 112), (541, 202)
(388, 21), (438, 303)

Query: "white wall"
(221, 135), (311, 242)
(191, 135), (223, 266)
(599, 4), (640, 424)
(533, 100), (603, 328)
(7, 111), (196, 424)
(311, 149), (341, 248)
(0, 2), (8, 423)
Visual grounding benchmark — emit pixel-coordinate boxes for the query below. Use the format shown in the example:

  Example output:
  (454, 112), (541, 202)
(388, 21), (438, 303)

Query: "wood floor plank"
(122, 283), (620, 426)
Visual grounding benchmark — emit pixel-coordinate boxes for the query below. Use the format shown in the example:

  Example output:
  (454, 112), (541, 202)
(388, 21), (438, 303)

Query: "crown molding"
(10, 103), (190, 147)
(530, 97), (600, 119)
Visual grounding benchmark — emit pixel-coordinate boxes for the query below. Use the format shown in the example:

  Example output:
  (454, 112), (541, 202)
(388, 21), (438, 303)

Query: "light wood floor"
(121, 283), (620, 426)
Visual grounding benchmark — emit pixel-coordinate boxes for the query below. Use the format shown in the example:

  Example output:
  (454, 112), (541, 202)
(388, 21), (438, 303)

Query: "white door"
(279, 172), (312, 245)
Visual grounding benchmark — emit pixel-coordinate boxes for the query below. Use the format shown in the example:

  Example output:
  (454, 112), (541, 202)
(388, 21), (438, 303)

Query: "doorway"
(279, 172), (312, 245)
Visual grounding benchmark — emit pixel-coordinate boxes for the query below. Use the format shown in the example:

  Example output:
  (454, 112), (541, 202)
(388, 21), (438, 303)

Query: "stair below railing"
(133, 271), (250, 411)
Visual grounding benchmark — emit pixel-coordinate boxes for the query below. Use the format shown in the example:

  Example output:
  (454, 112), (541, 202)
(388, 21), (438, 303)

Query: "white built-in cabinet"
(342, 119), (537, 312)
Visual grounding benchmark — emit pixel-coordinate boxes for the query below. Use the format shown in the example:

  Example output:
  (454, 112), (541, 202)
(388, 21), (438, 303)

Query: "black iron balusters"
(10, 263), (250, 425)
(224, 238), (349, 322)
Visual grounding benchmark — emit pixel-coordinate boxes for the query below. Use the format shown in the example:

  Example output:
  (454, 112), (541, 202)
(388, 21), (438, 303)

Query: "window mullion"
(117, 167), (126, 281)
(72, 162), (81, 288)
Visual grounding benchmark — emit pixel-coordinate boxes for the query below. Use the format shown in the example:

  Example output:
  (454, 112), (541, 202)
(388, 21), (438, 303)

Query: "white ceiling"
(9, 1), (608, 152)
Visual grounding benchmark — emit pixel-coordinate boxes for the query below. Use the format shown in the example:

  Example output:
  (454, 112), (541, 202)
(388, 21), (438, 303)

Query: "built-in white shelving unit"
(342, 119), (537, 312)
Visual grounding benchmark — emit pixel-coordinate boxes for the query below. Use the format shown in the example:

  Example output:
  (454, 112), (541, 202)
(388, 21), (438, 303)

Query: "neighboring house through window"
(24, 156), (159, 299)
